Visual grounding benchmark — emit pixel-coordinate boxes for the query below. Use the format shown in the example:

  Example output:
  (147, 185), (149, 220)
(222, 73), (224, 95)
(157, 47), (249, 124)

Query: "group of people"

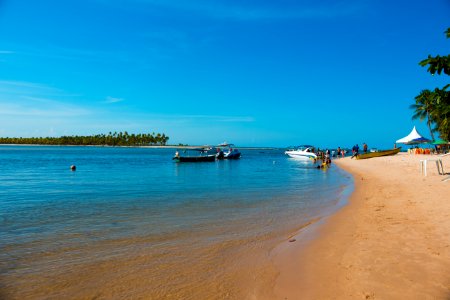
(314, 149), (332, 169)
(335, 147), (346, 158)
(350, 143), (368, 159)
(314, 143), (370, 168)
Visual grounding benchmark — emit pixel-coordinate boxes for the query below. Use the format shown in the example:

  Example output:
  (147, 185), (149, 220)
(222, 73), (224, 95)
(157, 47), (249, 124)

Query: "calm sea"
(0, 145), (352, 299)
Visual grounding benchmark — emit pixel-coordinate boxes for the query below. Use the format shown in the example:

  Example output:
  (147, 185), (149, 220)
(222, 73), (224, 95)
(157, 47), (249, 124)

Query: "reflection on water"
(0, 146), (352, 299)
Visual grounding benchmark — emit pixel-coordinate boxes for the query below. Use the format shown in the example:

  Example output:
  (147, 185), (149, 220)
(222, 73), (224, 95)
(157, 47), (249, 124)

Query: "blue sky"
(0, 0), (448, 148)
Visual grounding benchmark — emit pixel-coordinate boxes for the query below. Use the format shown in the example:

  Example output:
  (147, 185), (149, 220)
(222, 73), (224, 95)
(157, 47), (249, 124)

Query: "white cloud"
(0, 80), (255, 140)
(104, 96), (124, 103)
(0, 101), (91, 118)
(0, 80), (92, 118)
(0, 80), (68, 96)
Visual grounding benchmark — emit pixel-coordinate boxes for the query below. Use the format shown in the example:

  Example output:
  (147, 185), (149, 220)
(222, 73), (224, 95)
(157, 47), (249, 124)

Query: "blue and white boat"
(217, 143), (241, 159)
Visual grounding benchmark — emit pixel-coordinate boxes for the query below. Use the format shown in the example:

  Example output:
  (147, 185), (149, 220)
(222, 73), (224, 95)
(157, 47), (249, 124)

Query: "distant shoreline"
(0, 144), (280, 151)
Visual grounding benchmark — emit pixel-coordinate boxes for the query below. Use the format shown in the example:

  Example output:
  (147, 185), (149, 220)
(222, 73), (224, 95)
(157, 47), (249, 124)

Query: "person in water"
(325, 149), (331, 164)
(317, 161), (329, 169)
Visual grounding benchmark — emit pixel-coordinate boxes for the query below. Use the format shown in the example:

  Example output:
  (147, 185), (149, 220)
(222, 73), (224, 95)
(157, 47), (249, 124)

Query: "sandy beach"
(272, 152), (450, 299)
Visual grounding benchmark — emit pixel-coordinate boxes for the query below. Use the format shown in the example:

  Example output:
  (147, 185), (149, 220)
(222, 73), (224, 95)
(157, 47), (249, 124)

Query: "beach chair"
(439, 153), (449, 182)
(420, 159), (444, 176)
(420, 153), (448, 176)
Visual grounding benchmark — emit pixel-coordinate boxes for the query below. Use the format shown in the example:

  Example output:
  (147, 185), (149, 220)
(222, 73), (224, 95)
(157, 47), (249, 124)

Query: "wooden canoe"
(355, 147), (401, 159)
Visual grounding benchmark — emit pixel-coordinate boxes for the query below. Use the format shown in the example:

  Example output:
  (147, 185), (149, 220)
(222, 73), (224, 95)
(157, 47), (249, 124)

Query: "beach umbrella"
(432, 139), (449, 145)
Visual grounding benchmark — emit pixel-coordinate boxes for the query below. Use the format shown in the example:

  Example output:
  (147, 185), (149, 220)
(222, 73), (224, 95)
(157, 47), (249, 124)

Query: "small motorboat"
(217, 143), (241, 159)
(173, 147), (217, 162)
(285, 145), (317, 160)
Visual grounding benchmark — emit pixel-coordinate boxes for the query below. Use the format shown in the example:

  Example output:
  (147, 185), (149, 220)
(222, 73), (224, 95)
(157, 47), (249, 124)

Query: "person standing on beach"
(336, 147), (341, 158)
(351, 144), (359, 159)
(363, 143), (368, 153)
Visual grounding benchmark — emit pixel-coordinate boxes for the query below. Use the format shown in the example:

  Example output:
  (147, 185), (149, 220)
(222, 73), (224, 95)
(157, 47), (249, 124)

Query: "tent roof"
(396, 126), (432, 145)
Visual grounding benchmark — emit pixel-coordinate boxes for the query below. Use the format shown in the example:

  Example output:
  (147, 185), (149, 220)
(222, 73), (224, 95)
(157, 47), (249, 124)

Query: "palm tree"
(410, 89), (436, 140)
(431, 86), (450, 141)
(419, 27), (450, 75)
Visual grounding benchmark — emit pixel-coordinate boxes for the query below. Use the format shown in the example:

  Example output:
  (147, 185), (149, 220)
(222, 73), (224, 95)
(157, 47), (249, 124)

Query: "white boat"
(285, 145), (317, 160)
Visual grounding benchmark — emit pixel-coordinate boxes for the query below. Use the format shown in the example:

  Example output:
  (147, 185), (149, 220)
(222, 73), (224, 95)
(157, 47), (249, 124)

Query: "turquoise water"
(0, 145), (352, 298)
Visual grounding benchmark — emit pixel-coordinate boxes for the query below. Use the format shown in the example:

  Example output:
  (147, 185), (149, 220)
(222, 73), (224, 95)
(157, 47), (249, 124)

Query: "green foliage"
(430, 87), (450, 141)
(412, 28), (450, 141)
(0, 131), (170, 146)
(410, 89), (436, 140)
(419, 27), (450, 75)
(419, 55), (450, 75)
(411, 88), (450, 141)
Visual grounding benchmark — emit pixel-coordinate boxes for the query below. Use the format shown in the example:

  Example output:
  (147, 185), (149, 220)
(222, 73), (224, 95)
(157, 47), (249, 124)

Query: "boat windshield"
(297, 145), (314, 151)
(218, 143), (235, 148)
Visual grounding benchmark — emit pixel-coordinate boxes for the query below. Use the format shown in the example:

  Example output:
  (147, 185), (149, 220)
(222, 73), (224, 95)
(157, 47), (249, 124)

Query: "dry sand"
(272, 153), (450, 299)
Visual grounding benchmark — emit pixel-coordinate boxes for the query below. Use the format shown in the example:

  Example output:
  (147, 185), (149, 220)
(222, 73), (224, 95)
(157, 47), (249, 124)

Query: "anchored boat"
(285, 145), (317, 160)
(173, 147), (217, 162)
(356, 147), (401, 159)
(217, 143), (241, 159)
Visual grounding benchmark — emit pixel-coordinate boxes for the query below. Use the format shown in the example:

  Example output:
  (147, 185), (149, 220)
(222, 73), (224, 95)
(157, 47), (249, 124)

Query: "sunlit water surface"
(0, 146), (352, 299)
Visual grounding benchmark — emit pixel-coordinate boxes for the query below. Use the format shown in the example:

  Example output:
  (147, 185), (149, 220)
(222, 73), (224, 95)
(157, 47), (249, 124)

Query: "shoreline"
(271, 153), (450, 299)
(0, 144), (279, 150)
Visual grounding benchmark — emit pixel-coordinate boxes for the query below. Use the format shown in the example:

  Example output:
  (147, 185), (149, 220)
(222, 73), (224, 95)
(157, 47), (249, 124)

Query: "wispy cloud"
(121, 112), (255, 124)
(0, 80), (68, 97)
(0, 80), (92, 118)
(104, 96), (125, 104)
(109, 0), (367, 21)
(0, 78), (255, 141)
(176, 114), (254, 123)
(0, 102), (90, 117)
(1, 44), (134, 67)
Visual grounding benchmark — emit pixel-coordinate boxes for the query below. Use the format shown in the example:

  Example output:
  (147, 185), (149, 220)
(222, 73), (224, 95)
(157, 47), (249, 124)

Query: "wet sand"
(272, 153), (450, 299)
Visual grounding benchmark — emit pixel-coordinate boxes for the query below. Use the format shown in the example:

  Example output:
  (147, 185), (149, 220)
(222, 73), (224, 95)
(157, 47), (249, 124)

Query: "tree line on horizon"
(0, 131), (169, 146)
(411, 27), (450, 141)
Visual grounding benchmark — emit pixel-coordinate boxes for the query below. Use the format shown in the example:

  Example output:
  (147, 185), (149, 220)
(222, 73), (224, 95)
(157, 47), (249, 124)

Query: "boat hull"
(356, 147), (401, 159)
(217, 143), (241, 160)
(224, 151), (241, 159)
(285, 154), (316, 160)
(284, 151), (317, 160)
(173, 155), (216, 162)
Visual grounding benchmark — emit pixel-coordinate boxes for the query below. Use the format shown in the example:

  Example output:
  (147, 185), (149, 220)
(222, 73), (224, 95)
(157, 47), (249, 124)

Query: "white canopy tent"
(396, 126), (431, 145)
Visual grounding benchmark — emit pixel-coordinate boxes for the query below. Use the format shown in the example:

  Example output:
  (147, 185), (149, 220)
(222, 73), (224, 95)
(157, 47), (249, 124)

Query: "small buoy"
(70, 165), (76, 171)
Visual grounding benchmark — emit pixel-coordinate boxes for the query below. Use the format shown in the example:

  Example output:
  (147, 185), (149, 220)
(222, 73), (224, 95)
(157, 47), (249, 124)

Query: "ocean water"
(0, 145), (352, 299)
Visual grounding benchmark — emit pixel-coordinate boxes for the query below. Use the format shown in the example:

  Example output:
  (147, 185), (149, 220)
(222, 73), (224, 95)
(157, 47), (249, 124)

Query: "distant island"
(0, 131), (169, 146)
